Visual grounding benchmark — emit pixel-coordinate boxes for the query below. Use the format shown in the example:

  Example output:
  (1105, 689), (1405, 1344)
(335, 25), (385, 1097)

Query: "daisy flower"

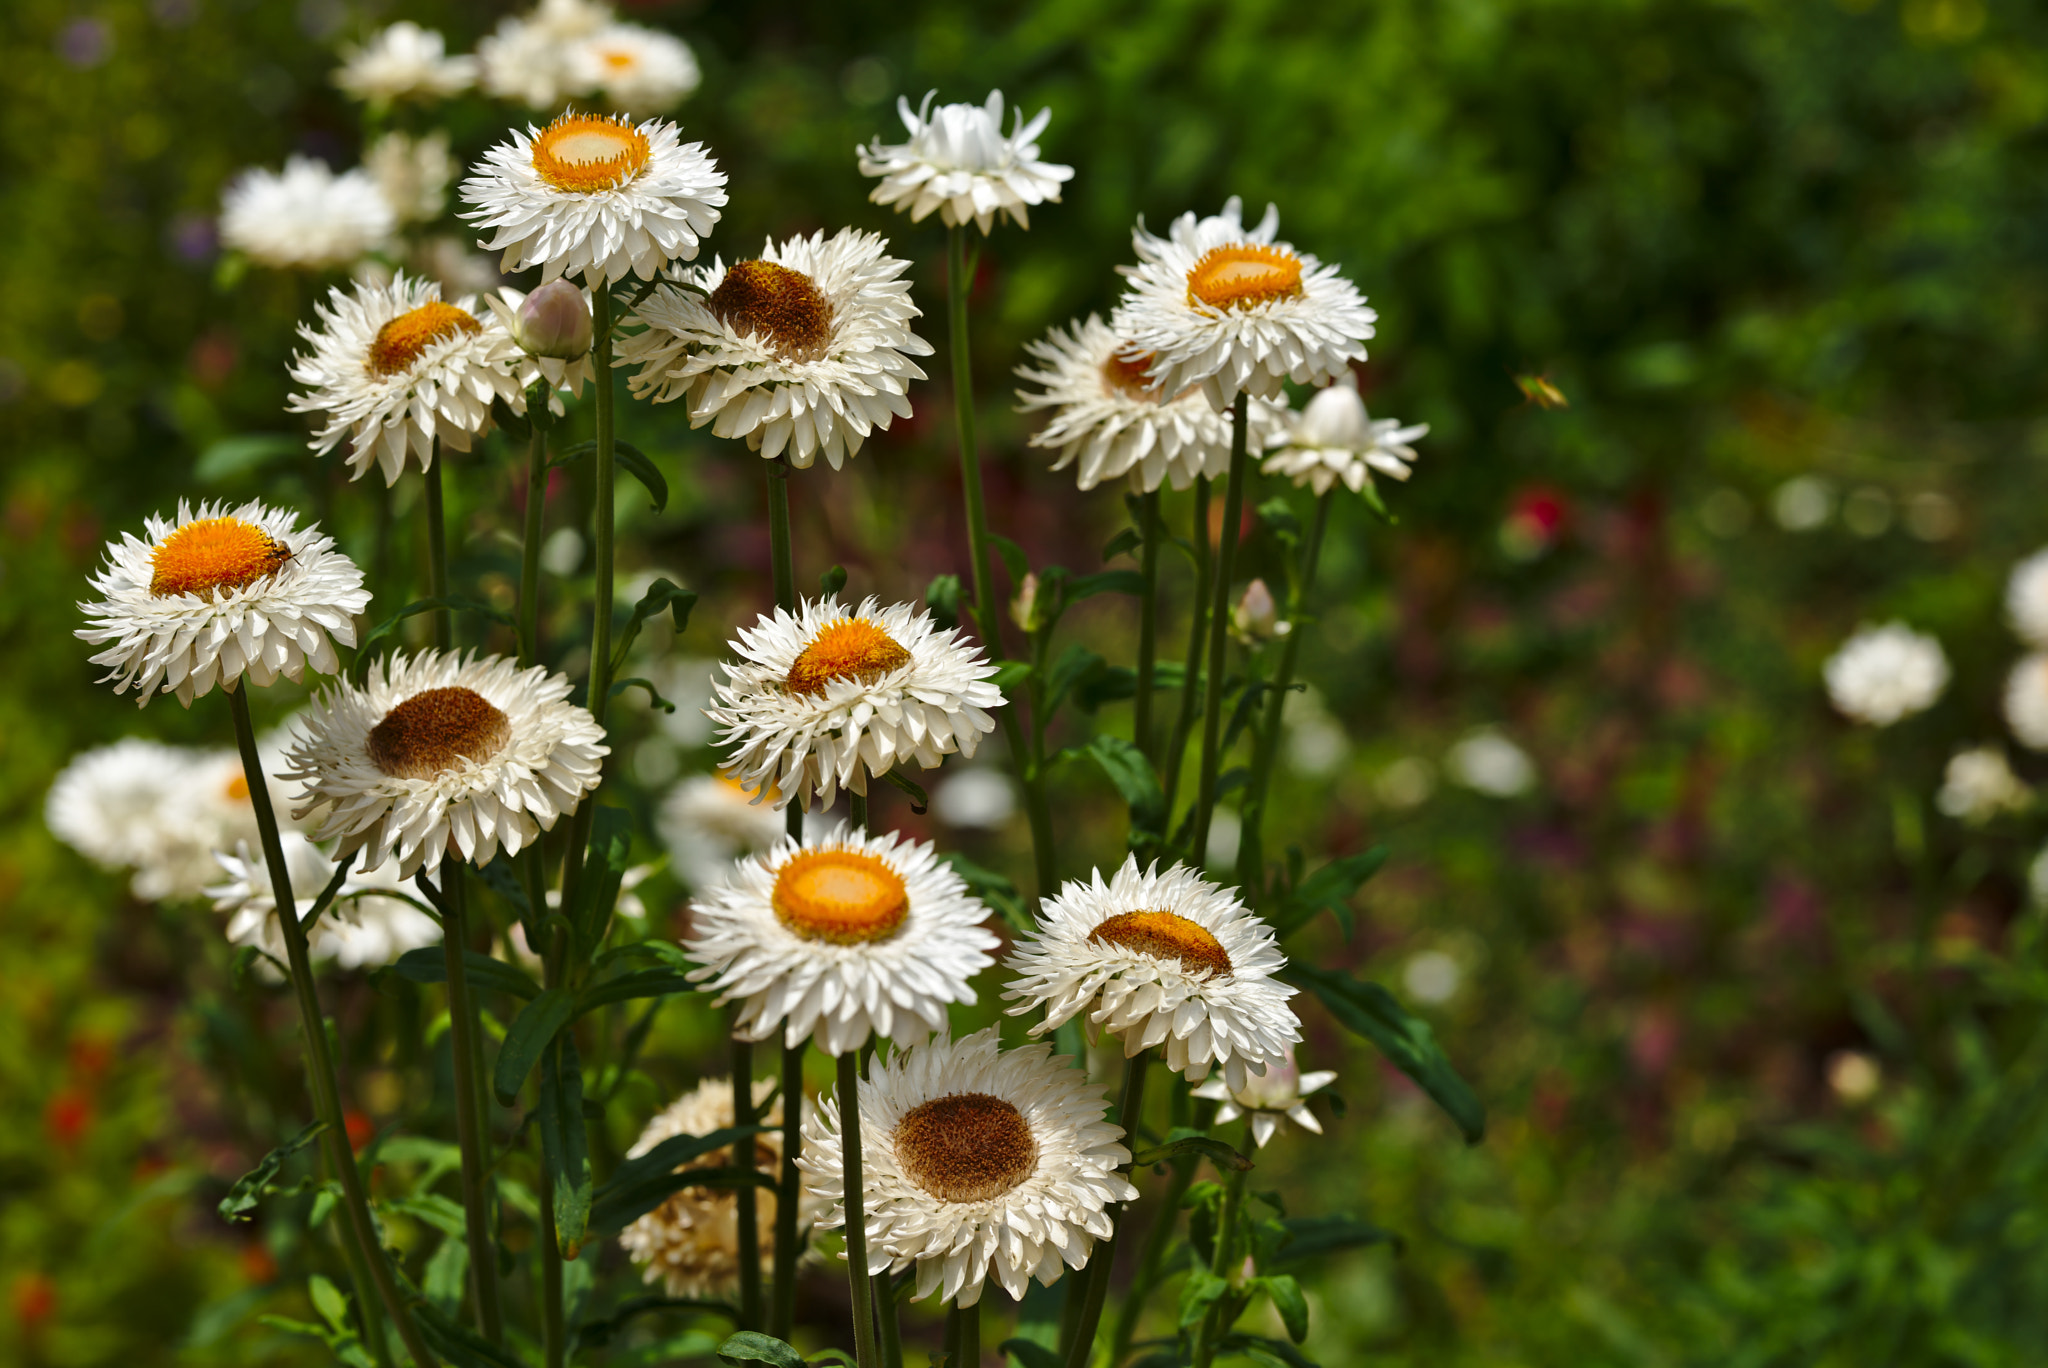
(461, 111), (727, 286)
(1260, 373), (1428, 497)
(684, 823), (998, 1056)
(618, 229), (930, 469)
(1014, 314), (1286, 493)
(657, 771), (793, 890)
(208, 833), (439, 973)
(799, 1029), (1137, 1307)
(1110, 196), (1377, 410)
(334, 22), (477, 104)
(220, 157), (395, 270)
(2007, 548), (2048, 648)
(569, 24), (701, 112)
(1004, 856), (1300, 1091)
(78, 500), (368, 708)
(620, 1076), (825, 1298)
(1190, 1044), (1336, 1149)
(857, 91), (1073, 235)
(708, 596), (1003, 810)
(283, 650), (607, 878)
(287, 274), (530, 486)
(1824, 622), (1949, 727)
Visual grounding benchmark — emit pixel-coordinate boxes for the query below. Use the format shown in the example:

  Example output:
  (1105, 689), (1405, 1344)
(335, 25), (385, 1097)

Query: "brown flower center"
(530, 112), (652, 193)
(708, 259), (834, 361)
(771, 848), (908, 944)
(367, 301), (481, 376)
(1088, 911), (1233, 978)
(893, 1093), (1038, 1204)
(785, 618), (912, 697)
(366, 686), (512, 780)
(1186, 243), (1304, 311)
(1101, 348), (1158, 398)
(148, 517), (293, 600)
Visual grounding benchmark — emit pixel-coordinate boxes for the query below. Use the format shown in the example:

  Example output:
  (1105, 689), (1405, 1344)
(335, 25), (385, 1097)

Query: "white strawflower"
(461, 111), (727, 286)
(1110, 196), (1377, 411)
(283, 650), (607, 878)
(618, 229), (931, 470)
(857, 90), (1072, 234)
(1013, 314), (1284, 492)
(1936, 745), (2030, 822)
(2006, 653), (2048, 751)
(1191, 1044), (1336, 1149)
(364, 131), (455, 225)
(78, 500), (368, 708)
(335, 22), (477, 103)
(220, 157), (396, 270)
(1004, 856), (1300, 1092)
(657, 772), (791, 889)
(684, 823), (999, 1057)
(570, 24), (701, 112)
(1260, 373), (1428, 497)
(798, 1029), (1137, 1307)
(1444, 728), (1536, 798)
(45, 739), (273, 900)
(1824, 622), (1949, 726)
(2007, 549), (2048, 648)
(620, 1076), (825, 1299)
(708, 596), (1003, 810)
(288, 275), (530, 486)
(208, 833), (439, 972)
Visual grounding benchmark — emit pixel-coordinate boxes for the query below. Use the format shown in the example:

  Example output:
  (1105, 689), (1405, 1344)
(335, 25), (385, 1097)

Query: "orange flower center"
(785, 618), (912, 697)
(224, 774), (251, 802)
(148, 517), (293, 600)
(600, 49), (637, 70)
(366, 686), (512, 780)
(1088, 910), (1233, 978)
(708, 259), (835, 361)
(1186, 243), (1304, 311)
(531, 112), (652, 193)
(367, 301), (481, 376)
(1101, 348), (1158, 397)
(771, 848), (908, 944)
(894, 1092), (1038, 1203)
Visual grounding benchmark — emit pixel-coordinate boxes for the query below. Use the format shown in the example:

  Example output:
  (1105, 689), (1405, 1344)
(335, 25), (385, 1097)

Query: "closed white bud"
(1232, 578), (1282, 642)
(513, 280), (592, 359)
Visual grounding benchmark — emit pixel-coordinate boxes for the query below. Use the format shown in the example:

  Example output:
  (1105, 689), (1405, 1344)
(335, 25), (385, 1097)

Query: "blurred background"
(9, 0), (2048, 1363)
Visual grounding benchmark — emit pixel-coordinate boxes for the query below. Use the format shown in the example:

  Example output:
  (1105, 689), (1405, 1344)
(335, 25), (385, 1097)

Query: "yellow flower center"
(893, 1092), (1038, 1204)
(600, 48), (637, 70)
(1186, 243), (1305, 311)
(1088, 910), (1233, 978)
(785, 618), (912, 697)
(1101, 348), (1158, 398)
(366, 686), (512, 780)
(530, 112), (652, 194)
(771, 848), (909, 944)
(720, 770), (781, 806)
(708, 259), (835, 362)
(367, 301), (482, 377)
(148, 517), (293, 600)
(225, 774), (250, 802)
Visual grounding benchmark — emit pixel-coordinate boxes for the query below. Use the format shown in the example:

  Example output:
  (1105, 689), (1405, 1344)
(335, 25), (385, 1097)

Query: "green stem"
(850, 791), (869, 832)
(770, 1037), (805, 1340)
(425, 451), (451, 652)
(439, 863), (503, 1341)
(1161, 479), (1212, 817)
(733, 1035), (762, 1330)
(1234, 494), (1331, 896)
(1133, 491), (1162, 767)
(875, 1271), (904, 1368)
(538, 1099), (566, 1368)
(1106, 1157), (1195, 1368)
(838, 1050), (881, 1368)
(587, 285), (619, 728)
(1061, 1051), (1148, 1368)
(225, 687), (438, 1368)
(329, 1217), (395, 1368)
(518, 389), (550, 671)
(1189, 398), (1249, 870)
(1189, 1134), (1250, 1368)
(768, 463), (804, 851)
(952, 1296), (979, 1367)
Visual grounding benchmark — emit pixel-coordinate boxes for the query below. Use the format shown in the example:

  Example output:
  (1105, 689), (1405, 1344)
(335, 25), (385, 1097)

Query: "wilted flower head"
(1824, 622), (1949, 727)
(857, 90), (1073, 234)
(334, 22), (477, 104)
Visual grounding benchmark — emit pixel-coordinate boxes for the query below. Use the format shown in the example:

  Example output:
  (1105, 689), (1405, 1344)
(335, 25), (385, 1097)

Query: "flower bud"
(513, 280), (592, 359)
(1010, 572), (1040, 634)
(1231, 578), (1280, 642)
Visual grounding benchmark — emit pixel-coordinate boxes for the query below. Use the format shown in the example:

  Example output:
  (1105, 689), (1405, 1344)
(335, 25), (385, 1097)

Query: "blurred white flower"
(657, 772), (790, 889)
(2007, 548), (2048, 648)
(570, 24), (700, 112)
(477, 0), (613, 108)
(930, 766), (1016, 830)
(2004, 652), (2048, 751)
(1825, 1049), (1881, 1105)
(45, 739), (280, 900)
(1936, 745), (2030, 823)
(334, 22), (477, 103)
(1824, 622), (1948, 726)
(220, 157), (394, 270)
(857, 90), (1072, 234)
(1401, 950), (1463, 1006)
(1445, 729), (1535, 798)
(364, 131), (454, 225)
(1772, 475), (1834, 531)
(208, 833), (439, 973)
(1281, 687), (1350, 779)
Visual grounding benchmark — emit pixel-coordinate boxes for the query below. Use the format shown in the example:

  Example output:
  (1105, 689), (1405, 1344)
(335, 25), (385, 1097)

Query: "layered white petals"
(618, 229), (932, 470)
(221, 157), (395, 270)
(1004, 856), (1300, 1092)
(1824, 622), (1949, 727)
(683, 823), (999, 1056)
(77, 500), (367, 708)
(857, 91), (1072, 235)
(284, 650), (608, 878)
(335, 22), (477, 103)
(798, 1030), (1137, 1307)
(207, 833), (438, 973)
(708, 596), (1003, 810)
(287, 275), (531, 486)
(1190, 1045), (1336, 1149)
(1111, 196), (1377, 411)
(1260, 374), (1428, 498)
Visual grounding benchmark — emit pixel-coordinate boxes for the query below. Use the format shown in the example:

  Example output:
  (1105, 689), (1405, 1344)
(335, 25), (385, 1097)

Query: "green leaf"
(716, 1331), (807, 1367)
(991, 660), (1033, 693)
(490, 393), (533, 443)
(383, 1193), (468, 1237)
(352, 598), (515, 683)
(587, 1127), (767, 1233)
(1000, 1339), (1063, 1368)
(473, 856), (531, 920)
(571, 805), (635, 956)
(610, 577), (698, 673)
(195, 433), (303, 483)
(1271, 848), (1388, 939)
(819, 564), (848, 596)
(576, 967), (695, 1014)
(1101, 526), (1142, 562)
(552, 439), (670, 511)
(1270, 1214), (1402, 1266)
(878, 768), (929, 815)
(308, 1275), (351, 1336)
(1045, 644), (1106, 718)
(493, 987), (578, 1105)
(387, 947), (542, 1001)
(1085, 734), (1166, 832)
(1221, 1333), (1322, 1368)
(1255, 496), (1302, 544)
(217, 1120), (327, 1222)
(541, 1034), (593, 1256)
(1257, 1274), (1309, 1342)
(423, 1235), (469, 1319)
(925, 574), (962, 631)
(611, 677), (676, 713)
(413, 1298), (529, 1368)
(1179, 1266), (1229, 1328)
(990, 534), (1030, 586)
(1067, 569), (1147, 600)
(1285, 965), (1484, 1142)
(938, 852), (1029, 933)
(1131, 1134), (1252, 1173)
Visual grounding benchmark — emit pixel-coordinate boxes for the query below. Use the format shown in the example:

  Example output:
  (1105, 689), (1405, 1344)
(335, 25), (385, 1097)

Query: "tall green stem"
(850, 791), (869, 832)
(518, 392), (550, 671)
(1235, 495), (1332, 895)
(1106, 1156), (1195, 1368)
(875, 1271), (904, 1368)
(1133, 491), (1162, 765)
(1189, 398), (1249, 869)
(838, 1050), (881, 1368)
(1188, 1132), (1250, 1368)
(1061, 1051), (1148, 1368)
(732, 1035), (762, 1329)
(949, 1296), (980, 1367)
(770, 1038), (805, 1340)
(438, 864), (503, 1341)
(1161, 479), (1212, 816)
(225, 688), (437, 1367)
(424, 453), (451, 652)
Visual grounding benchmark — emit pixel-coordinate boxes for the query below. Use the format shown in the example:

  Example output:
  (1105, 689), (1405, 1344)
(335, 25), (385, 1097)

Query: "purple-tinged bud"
(1232, 578), (1281, 642)
(513, 280), (592, 359)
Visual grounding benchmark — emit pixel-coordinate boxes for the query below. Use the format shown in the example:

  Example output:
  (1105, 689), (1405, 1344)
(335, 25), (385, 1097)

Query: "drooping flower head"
(619, 229), (931, 470)
(1004, 856), (1300, 1091)
(798, 1029), (1138, 1307)
(334, 22), (478, 104)
(1110, 196), (1377, 411)
(461, 111), (726, 285)
(857, 90), (1072, 234)
(288, 275), (530, 485)
(1824, 622), (1949, 727)
(1190, 1044), (1337, 1149)
(284, 650), (607, 877)
(684, 823), (999, 1056)
(79, 500), (368, 708)
(709, 597), (1003, 810)
(1261, 373), (1428, 498)
(220, 157), (395, 270)
(207, 832), (439, 972)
